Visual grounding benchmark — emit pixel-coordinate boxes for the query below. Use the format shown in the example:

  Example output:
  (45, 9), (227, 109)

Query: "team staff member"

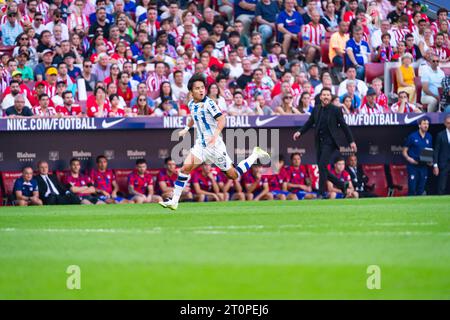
(403, 118), (433, 196)
(433, 114), (450, 195)
(13, 166), (43, 206)
(293, 88), (357, 198)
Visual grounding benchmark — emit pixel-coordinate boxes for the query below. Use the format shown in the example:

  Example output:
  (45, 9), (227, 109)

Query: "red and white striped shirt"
(431, 20), (450, 35)
(391, 101), (417, 113)
(67, 14), (89, 32)
(146, 73), (168, 93)
(433, 46), (450, 61)
(302, 23), (326, 46)
(359, 102), (385, 114)
(37, 1), (50, 20)
(393, 27), (410, 43)
(33, 106), (57, 116)
(45, 84), (57, 98)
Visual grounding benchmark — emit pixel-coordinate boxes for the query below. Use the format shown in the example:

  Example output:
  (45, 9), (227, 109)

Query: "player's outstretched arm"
(179, 116), (194, 137)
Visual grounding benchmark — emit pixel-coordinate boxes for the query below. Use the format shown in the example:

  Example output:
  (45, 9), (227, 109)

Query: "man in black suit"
(35, 161), (81, 205)
(346, 154), (376, 198)
(433, 114), (450, 195)
(293, 88), (357, 196)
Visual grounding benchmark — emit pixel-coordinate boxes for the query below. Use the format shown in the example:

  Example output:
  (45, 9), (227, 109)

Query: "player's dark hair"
(187, 74), (206, 92)
(96, 155), (107, 163)
(9, 80), (20, 86)
(417, 117), (430, 125)
(290, 152), (301, 161)
(38, 93), (49, 100)
(62, 91), (72, 99)
(320, 88), (332, 96)
(334, 156), (345, 164)
(164, 157), (173, 164)
(22, 166), (33, 173)
(136, 159), (147, 165)
(70, 157), (80, 165)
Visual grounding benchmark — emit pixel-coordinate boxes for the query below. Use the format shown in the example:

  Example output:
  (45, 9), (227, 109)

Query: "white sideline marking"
(1, 227), (448, 237)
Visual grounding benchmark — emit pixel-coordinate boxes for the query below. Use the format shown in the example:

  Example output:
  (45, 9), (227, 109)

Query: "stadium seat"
(365, 63), (384, 83)
(0, 171), (22, 205)
(114, 169), (134, 195)
(388, 164), (408, 197)
(321, 43), (331, 65)
(361, 164), (389, 197)
(56, 170), (69, 184)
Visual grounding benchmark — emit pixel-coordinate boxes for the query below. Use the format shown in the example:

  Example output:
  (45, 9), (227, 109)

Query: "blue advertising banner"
(0, 113), (446, 131)
(0, 114), (446, 171)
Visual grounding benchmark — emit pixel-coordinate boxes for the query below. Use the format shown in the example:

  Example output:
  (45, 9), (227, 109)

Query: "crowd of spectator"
(0, 0), (449, 119)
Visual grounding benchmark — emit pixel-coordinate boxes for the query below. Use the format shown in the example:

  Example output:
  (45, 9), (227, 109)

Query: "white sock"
(172, 172), (190, 203)
(236, 152), (259, 177)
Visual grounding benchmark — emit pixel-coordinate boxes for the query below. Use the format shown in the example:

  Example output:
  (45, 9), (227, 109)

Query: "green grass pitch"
(0, 196), (449, 299)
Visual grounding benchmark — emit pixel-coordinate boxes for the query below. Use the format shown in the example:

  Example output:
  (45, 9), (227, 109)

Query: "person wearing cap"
(2, 70), (33, 100)
(16, 52), (34, 81)
(44, 67), (59, 97)
(63, 53), (82, 81)
(1, 11), (23, 46)
(34, 49), (54, 81)
(359, 87), (386, 114)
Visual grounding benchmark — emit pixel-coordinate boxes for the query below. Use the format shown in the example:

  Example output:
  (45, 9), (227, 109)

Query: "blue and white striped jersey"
(188, 96), (223, 147)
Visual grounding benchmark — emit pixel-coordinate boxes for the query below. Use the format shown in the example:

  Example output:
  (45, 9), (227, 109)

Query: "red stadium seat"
(365, 63), (384, 83)
(321, 42), (331, 65)
(0, 171), (22, 204)
(389, 164), (408, 197)
(362, 164), (389, 197)
(56, 170), (69, 184)
(114, 169), (133, 195)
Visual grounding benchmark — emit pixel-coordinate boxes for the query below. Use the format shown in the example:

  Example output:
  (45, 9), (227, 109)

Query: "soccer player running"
(159, 74), (270, 210)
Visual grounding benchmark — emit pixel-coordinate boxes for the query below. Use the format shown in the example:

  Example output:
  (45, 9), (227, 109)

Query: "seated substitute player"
(159, 75), (270, 210)
(286, 153), (317, 200)
(191, 164), (225, 202)
(128, 159), (163, 204)
(327, 156), (359, 199)
(243, 163), (274, 201)
(157, 157), (193, 202)
(268, 156), (291, 200)
(90, 155), (130, 204)
(13, 166), (43, 206)
(64, 158), (105, 205)
(217, 171), (246, 201)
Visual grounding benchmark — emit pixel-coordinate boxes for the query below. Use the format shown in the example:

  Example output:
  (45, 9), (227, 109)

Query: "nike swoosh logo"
(404, 114), (424, 124)
(286, 19), (296, 24)
(102, 118), (126, 129)
(255, 116), (278, 127)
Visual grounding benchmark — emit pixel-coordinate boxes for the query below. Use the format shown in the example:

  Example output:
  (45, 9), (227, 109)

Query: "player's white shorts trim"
(190, 138), (233, 171)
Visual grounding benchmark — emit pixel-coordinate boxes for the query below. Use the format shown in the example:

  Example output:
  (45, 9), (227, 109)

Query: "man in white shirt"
(421, 53), (445, 112)
(371, 19), (397, 49)
(227, 50), (244, 79)
(338, 66), (368, 97)
(1, 81), (32, 111)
